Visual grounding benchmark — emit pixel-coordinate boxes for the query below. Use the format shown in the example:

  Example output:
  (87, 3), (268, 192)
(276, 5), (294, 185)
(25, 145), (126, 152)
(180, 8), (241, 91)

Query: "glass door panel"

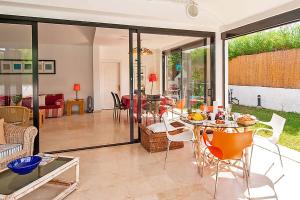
(182, 46), (207, 112)
(0, 22), (35, 126)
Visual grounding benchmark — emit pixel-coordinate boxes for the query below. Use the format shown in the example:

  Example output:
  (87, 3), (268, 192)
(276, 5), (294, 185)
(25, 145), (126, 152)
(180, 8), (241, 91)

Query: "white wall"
(229, 85), (300, 113)
(141, 49), (161, 95)
(39, 44), (93, 106)
(93, 44), (162, 110)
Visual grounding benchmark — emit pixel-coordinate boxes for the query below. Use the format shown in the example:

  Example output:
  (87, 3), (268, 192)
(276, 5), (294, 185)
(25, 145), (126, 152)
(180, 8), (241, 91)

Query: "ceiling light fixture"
(133, 47), (153, 55)
(186, 0), (199, 18)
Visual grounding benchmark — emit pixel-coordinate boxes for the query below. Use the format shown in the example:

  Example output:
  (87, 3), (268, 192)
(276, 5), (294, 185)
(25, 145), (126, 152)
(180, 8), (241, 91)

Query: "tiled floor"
(40, 110), (137, 152)
(22, 140), (300, 200)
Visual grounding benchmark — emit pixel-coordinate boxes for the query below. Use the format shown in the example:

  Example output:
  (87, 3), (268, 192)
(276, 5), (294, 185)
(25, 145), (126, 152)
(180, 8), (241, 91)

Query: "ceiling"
(94, 27), (200, 50)
(0, 23), (200, 50)
(0, 0), (298, 31)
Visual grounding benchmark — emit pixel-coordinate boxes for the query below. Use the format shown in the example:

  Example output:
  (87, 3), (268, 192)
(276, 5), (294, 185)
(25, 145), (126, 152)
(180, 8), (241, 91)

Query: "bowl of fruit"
(187, 112), (207, 122)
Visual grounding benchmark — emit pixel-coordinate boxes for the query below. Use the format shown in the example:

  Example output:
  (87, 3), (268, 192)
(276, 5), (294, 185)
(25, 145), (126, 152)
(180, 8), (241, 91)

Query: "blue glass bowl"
(7, 156), (42, 175)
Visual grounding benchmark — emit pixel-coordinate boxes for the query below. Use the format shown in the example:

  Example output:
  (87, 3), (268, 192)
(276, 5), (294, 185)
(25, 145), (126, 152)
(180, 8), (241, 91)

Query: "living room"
(0, 22), (204, 153)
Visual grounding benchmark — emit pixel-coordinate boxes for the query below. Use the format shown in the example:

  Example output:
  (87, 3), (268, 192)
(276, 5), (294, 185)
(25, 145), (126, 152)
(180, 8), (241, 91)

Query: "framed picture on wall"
(0, 59), (56, 74)
(38, 61), (44, 73)
(23, 61), (32, 73)
(0, 61), (12, 73)
(12, 62), (23, 73)
(43, 60), (56, 74)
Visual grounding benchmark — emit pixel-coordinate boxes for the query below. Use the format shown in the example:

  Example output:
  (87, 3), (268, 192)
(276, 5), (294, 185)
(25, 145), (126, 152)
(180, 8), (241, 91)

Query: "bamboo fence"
(229, 48), (300, 89)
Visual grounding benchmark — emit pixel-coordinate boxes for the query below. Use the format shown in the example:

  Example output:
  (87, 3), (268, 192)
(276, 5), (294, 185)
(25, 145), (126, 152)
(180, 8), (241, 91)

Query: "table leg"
(193, 126), (202, 174)
(80, 103), (84, 114)
(67, 104), (71, 116)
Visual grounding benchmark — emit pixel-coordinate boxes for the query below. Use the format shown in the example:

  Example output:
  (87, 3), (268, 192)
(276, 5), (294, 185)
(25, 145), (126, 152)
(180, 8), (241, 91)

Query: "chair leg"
(201, 148), (206, 177)
(113, 108), (115, 119)
(214, 160), (220, 199)
(242, 160), (251, 198)
(115, 108), (119, 119)
(249, 144), (254, 174)
(164, 140), (171, 169)
(275, 144), (284, 168)
(119, 110), (121, 122)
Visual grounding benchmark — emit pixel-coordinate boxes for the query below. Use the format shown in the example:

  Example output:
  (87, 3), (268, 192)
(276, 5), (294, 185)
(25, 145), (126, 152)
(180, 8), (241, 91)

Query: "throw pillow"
(147, 122), (175, 133)
(0, 118), (6, 144)
(39, 95), (46, 106)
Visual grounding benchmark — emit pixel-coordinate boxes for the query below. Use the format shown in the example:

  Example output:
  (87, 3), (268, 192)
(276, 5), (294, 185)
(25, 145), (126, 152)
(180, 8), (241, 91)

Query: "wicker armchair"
(0, 106), (30, 125)
(0, 123), (37, 170)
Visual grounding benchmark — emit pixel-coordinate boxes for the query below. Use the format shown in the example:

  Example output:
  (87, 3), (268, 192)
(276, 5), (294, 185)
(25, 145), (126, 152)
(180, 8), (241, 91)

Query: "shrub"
(228, 23), (300, 60)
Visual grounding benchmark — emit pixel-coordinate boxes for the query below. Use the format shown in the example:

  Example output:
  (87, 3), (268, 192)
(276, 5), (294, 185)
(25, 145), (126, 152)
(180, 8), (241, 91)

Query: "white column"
(224, 40), (229, 107)
(92, 44), (101, 111)
(215, 31), (224, 105)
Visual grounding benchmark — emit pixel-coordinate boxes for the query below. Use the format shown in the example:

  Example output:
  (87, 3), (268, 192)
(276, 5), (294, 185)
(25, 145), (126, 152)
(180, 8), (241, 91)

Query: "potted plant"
(12, 94), (22, 106)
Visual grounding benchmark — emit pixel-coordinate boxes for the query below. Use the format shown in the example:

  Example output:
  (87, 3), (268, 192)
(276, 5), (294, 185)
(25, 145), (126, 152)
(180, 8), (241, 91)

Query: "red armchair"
(22, 94), (65, 118)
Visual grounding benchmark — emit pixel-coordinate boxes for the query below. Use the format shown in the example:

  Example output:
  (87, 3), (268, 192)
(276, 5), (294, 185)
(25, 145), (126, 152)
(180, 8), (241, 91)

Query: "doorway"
(100, 61), (120, 109)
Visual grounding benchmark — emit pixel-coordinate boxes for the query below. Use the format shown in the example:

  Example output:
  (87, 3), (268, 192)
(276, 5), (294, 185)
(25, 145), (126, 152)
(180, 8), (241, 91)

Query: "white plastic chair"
(250, 113), (286, 169)
(161, 112), (195, 169)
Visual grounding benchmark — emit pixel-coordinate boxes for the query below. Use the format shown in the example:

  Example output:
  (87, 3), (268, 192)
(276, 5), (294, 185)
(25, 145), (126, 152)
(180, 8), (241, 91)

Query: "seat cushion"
(147, 122), (175, 133)
(0, 119), (5, 144)
(0, 144), (22, 159)
(39, 105), (61, 109)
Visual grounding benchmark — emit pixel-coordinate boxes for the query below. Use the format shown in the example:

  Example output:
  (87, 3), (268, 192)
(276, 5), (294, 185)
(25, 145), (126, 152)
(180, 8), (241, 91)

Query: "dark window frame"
(221, 8), (300, 106)
(0, 14), (215, 153)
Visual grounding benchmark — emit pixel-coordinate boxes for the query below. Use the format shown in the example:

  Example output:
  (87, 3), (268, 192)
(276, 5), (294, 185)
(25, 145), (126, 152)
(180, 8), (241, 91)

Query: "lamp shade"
(148, 73), (157, 82)
(73, 83), (80, 91)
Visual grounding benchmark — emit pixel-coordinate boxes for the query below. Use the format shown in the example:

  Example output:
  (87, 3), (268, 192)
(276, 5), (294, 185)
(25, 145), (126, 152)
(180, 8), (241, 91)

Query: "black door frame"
(135, 33), (215, 141)
(0, 14), (215, 153)
(0, 19), (40, 154)
(221, 8), (300, 106)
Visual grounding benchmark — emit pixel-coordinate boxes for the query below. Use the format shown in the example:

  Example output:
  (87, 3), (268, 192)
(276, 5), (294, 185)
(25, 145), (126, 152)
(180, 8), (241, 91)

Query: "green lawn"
(232, 105), (300, 152)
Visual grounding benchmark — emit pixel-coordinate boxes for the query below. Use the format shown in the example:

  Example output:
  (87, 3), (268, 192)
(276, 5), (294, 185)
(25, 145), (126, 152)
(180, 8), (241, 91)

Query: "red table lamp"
(148, 73), (157, 94)
(73, 83), (80, 100)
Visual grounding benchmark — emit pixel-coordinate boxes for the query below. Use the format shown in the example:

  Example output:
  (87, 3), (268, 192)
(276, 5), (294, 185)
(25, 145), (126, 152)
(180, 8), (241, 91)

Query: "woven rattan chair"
(0, 123), (37, 170)
(0, 106), (30, 125)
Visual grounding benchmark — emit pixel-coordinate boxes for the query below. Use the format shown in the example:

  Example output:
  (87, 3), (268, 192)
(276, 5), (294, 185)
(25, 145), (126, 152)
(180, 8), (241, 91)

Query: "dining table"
(121, 95), (168, 113)
(180, 115), (257, 174)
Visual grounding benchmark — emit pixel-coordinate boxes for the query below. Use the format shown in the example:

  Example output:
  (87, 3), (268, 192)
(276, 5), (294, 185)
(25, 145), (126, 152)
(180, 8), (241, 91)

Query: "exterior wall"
(229, 85), (300, 113)
(39, 44), (93, 105)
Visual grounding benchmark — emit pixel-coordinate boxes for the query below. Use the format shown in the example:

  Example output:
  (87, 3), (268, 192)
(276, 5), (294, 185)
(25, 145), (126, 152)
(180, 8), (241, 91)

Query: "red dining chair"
(200, 105), (224, 112)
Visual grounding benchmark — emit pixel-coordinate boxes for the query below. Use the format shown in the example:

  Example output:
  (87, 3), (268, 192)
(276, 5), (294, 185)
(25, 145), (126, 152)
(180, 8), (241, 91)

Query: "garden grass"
(232, 105), (300, 152)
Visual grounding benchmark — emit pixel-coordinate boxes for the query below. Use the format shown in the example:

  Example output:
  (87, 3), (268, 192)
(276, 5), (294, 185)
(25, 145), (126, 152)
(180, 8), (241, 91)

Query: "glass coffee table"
(0, 154), (79, 200)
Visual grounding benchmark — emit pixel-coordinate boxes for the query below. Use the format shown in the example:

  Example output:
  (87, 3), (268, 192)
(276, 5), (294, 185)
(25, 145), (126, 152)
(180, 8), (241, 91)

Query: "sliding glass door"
(164, 39), (212, 114)
(182, 45), (208, 111)
(0, 20), (39, 153)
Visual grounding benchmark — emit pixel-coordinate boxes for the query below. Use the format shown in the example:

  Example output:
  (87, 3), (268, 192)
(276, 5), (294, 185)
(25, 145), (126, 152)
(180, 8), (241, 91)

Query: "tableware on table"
(226, 104), (232, 114)
(213, 101), (219, 113)
(7, 156), (42, 175)
(209, 112), (216, 121)
(233, 112), (240, 122)
(203, 104), (208, 113)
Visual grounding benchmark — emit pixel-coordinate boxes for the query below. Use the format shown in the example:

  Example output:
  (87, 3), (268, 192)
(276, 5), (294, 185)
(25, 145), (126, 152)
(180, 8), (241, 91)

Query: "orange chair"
(200, 105), (224, 112)
(202, 131), (253, 198)
(176, 99), (186, 109)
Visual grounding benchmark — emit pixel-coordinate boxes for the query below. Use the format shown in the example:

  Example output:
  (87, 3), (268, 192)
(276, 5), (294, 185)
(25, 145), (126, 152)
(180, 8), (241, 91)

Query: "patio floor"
(22, 138), (299, 200)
